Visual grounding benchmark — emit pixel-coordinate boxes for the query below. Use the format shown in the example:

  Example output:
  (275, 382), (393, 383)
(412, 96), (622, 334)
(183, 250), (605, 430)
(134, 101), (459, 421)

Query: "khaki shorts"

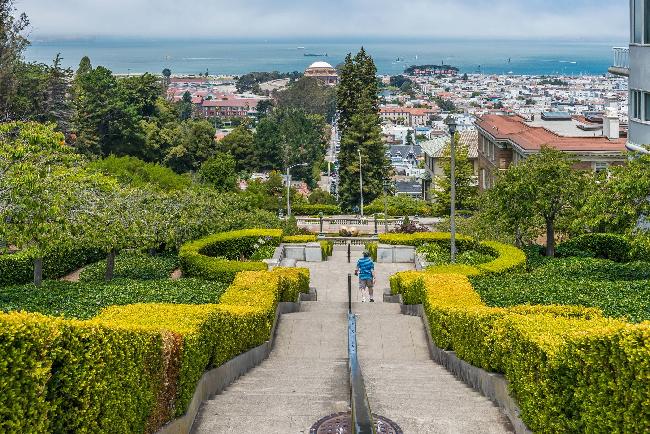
(359, 279), (374, 290)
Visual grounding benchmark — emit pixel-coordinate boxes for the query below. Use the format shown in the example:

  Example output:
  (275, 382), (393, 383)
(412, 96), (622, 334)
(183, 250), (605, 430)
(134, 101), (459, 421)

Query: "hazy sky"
(20, 0), (629, 40)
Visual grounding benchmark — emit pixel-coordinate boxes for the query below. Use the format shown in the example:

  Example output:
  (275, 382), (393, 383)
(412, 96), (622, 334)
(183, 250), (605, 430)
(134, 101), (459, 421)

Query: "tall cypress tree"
(337, 48), (391, 210)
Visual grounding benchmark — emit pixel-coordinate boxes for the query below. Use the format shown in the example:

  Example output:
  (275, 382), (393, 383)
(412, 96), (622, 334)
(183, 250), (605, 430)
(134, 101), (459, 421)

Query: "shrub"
(390, 264), (650, 432)
(0, 311), (165, 433)
(380, 232), (526, 276)
(79, 252), (179, 282)
(282, 235), (317, 243)
(291, 204), (341, 216)
(179, 229), (282, 283)
(556, 233), (632, 262)
(87, 155), (192, 191)
(320, 240), (334, 259)
(0, 244), (105, 287)
(0, 279), (228, 319)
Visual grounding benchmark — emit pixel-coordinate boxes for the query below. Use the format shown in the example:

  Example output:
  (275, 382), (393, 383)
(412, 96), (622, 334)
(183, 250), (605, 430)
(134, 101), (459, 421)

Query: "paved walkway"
(192, 248), (513, 433)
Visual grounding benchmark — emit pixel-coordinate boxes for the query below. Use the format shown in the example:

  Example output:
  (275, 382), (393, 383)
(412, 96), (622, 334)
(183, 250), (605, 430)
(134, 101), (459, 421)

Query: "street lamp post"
(286, 163), (308, 218)
(445, 116), (457, 263)
(358, 149), (364, 217)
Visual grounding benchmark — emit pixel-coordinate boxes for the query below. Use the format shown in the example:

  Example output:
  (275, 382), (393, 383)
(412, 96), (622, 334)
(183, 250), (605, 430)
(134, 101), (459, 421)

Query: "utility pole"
(446, 116), (457, 263)
(358, 149), (364, 217)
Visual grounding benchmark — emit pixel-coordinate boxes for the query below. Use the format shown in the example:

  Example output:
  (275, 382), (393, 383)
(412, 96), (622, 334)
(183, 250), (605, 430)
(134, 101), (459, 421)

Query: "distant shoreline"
(25, 38), (624, 77)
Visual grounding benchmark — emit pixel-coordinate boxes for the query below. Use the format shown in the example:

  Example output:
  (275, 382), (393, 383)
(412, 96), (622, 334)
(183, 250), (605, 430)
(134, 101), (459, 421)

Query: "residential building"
(475, 114), (628, 190)
(380, 107), (439, 126)
(420, 130), (479, 199)
(609, 0), (650, 152)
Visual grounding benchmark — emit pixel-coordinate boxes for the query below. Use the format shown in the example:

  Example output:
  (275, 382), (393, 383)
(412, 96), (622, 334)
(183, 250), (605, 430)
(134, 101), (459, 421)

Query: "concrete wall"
(376, 245), (416, 263)
(629, 45), (650, 145)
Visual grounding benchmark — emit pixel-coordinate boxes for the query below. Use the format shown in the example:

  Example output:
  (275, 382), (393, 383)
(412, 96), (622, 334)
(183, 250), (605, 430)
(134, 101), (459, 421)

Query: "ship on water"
(304, 53), (327, 57)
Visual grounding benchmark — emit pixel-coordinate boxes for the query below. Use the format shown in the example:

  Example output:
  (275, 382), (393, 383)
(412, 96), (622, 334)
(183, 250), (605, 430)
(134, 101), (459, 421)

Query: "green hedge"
(0, 244), (105, 287)
(179, 229), (283, 283)
(291, 204), (341, 216)
(378, 232), (526, 276)
(0, 266), (310, 432)
(0, 312), (165, 433)
(79, 252), (179, 282)
(390, 265), (650, 432)
(364, 196), (434, 216)
(557, 233), (632, 262)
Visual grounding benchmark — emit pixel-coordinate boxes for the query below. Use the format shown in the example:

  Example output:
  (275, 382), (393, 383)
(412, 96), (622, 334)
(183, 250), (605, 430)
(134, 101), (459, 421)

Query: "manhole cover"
(310, 412), (402, 434)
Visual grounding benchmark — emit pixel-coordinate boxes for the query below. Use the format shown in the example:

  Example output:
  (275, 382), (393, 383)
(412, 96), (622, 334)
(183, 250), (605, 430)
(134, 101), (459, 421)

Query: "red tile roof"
(476, 114), (626, 152)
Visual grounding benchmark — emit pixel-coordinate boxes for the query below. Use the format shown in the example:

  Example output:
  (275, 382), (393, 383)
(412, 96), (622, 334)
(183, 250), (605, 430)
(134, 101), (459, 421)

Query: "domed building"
(304, 61), (338, 85)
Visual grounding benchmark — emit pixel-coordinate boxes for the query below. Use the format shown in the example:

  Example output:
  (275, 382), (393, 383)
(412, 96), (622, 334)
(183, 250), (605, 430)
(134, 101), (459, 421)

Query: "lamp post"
(286, 163), (308, 218)
(358, 149), (364, 217)
(445, 116), (457, 263)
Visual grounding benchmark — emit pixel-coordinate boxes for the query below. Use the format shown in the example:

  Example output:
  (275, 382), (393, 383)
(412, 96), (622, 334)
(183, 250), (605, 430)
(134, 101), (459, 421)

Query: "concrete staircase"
(354, 302), (514, 434)
(191, 301), (349, 434)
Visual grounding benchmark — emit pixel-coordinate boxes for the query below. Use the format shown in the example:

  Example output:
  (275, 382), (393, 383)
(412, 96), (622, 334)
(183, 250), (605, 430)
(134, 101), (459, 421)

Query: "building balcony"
(608, 47), (630, 77)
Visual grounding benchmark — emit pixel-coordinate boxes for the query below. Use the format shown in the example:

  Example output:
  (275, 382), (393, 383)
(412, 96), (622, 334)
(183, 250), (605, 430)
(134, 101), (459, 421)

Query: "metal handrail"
(348, 274), (375, 434)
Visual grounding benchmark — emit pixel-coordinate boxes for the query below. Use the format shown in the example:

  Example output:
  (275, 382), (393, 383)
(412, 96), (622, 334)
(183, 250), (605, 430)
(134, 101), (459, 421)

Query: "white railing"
(613, 47), (630, 69)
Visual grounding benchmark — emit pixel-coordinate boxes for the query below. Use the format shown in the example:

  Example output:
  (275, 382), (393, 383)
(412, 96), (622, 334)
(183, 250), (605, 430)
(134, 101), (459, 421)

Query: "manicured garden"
(389, 231), (650, 433)
(0, 228), (310, 433)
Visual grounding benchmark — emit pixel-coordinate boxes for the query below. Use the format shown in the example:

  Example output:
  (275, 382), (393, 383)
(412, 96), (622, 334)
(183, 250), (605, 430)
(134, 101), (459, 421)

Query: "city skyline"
(22, 0), (629, 40)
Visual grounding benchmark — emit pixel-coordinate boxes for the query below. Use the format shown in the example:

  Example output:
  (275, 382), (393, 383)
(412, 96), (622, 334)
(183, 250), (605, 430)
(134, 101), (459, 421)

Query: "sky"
(19, 0), (629, 40)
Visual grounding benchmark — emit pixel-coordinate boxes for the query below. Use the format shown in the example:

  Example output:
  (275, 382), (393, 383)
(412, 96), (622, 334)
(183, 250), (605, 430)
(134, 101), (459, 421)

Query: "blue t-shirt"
(357, 257), (374, 280)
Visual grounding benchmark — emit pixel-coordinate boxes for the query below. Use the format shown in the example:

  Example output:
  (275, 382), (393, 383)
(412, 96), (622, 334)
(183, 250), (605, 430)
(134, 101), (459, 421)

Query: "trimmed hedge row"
(390, 270), (650, 432)
(376, 232), (526, 276)
(0, 266), (310, 432)
(0, 244), (105, 286)
(0, 311), (165, 433)
(179, 229), (283, 283)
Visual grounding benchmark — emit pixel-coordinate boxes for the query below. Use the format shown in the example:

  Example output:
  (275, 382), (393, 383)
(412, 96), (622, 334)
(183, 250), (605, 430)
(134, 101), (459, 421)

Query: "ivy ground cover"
(0, 279), (227, 319)
(472, 257), (650, 322)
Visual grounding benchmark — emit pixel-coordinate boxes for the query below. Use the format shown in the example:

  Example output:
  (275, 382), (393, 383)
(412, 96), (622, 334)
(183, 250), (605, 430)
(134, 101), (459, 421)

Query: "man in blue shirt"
(355, 251), (375, 302)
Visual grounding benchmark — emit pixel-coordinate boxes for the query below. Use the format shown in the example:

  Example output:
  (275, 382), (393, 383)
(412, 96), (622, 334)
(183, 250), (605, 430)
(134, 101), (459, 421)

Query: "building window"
(645, 93), (650, 122)
(633, 0), (643, 43)
(631, 90), (643, 120)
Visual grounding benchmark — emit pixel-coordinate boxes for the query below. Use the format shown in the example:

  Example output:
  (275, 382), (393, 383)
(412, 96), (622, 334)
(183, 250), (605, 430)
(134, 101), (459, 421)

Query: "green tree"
(218, 124), (256, 172)
(431, 134), (478, 214)
(0, 122), (78, 285)
(0, 0), (30, 120)
(179, 91), (193, 121)
(575, 156), (650, 234)
(517, 147), (585, 256)
(406, 129), (414, 147)
(253, 116), (283, 171)
(274, 76), (337, 122)
(43, 54), (73, 137)
(309, 188), (336, 205)
(162, 68), (172, 88)
(337, 48), (391, 209)
(164, 120), (216, 173)
(478, 164), (539, 247)
(199, 152), (238, 192)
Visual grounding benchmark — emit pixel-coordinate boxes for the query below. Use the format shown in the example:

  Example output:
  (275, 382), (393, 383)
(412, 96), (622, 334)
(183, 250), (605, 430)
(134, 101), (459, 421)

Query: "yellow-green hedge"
(0, 262), (310, 432)
(390, 270), (650, 432)
(380, 232), (526, 276)
(179, 229), (283, 283)
(0, 311), (166, 433)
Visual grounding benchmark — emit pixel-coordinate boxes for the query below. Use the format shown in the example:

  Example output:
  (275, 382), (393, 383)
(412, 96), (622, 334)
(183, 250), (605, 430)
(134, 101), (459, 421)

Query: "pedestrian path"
(191, 248), (513, 433)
